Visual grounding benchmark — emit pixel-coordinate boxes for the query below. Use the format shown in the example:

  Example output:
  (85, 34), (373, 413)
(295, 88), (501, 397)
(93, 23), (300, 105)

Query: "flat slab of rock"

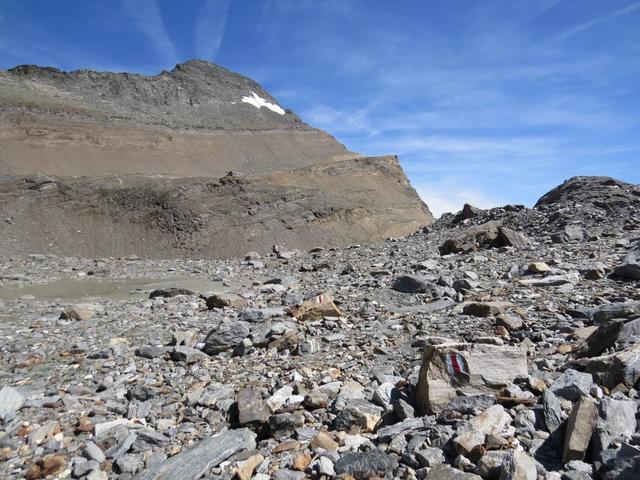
(334, 450), (398, 478)
(133, 428), (256, 480)
(518, 273), (580, 287)
(416, 343), (528, 414)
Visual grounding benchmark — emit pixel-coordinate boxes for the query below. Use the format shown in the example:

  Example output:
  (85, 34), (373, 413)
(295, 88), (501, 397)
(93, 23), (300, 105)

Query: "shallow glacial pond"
(0, 277), (227, 301)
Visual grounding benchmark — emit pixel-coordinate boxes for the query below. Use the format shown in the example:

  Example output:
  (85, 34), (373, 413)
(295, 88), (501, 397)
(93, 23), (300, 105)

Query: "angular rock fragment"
(236, 385), (270, 427)
(550, 369), (593, 401)
(453, 404), (511, 457)
(499, 450), (537, 480)
(563, 397), (598, 463)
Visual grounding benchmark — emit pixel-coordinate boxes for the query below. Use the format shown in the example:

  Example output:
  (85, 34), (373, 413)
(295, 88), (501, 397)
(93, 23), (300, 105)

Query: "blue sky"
(1, 0), (639, 215)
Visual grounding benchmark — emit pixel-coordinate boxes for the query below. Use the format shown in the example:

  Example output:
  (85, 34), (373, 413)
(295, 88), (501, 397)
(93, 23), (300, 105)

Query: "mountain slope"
(0, 60), (432, 258)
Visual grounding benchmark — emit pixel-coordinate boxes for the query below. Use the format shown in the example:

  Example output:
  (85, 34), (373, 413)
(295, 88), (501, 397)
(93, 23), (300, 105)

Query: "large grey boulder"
(202, 321), (251, 354)
(439, 221), (531, 255)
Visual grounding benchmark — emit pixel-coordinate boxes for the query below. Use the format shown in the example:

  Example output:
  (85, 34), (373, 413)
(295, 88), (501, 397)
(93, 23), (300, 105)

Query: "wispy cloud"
(195, 0), (231, 61)
(121, 0), (178, 65)
(303, 105), (379, 136)
(543, 1), (640, 45)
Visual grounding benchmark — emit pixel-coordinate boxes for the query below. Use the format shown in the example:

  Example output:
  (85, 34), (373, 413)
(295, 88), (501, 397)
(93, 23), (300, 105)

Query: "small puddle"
(0, 277), (229, 301)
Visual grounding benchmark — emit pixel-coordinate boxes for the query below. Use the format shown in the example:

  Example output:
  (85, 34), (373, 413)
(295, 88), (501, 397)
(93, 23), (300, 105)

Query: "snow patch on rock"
(241, 91), (285, 115)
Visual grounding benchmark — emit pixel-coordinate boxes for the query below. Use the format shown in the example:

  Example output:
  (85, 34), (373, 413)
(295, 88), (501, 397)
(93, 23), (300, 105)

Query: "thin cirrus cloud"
(121, 0), (178, 65)
(539, 1), (640, 46)
(303, 105), (379, 137)
(195, 0), (232, 61)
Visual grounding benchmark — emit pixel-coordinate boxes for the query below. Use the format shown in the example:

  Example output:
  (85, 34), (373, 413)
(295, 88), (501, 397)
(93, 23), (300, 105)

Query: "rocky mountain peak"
(1, 59), (303, 130)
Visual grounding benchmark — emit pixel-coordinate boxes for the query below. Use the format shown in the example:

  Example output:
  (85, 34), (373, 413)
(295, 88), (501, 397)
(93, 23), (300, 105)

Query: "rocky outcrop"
(0, 156), (430, 258)
(0, 61), (432, 257)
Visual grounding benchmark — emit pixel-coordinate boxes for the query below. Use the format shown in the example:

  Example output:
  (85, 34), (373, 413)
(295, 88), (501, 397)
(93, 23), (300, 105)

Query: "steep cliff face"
(0, 60), (432, 258)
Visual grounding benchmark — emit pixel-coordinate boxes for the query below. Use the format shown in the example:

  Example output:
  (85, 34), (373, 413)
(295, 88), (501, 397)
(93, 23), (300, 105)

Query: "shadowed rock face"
(0, 60), (433, 258)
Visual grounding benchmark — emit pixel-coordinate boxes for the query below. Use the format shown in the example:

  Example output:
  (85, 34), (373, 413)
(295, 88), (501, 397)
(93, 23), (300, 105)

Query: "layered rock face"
(0, 60), (432, 257)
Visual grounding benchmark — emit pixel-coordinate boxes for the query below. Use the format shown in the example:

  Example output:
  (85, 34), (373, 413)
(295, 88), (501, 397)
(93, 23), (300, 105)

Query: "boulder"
(416, 342), (528, 415)
(202, 321), (250, 355)
(590, 397), (638, 454)
(391, 275), (435, 294)
(439, 221), (531, 255)
(550, 369), (593, 401)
